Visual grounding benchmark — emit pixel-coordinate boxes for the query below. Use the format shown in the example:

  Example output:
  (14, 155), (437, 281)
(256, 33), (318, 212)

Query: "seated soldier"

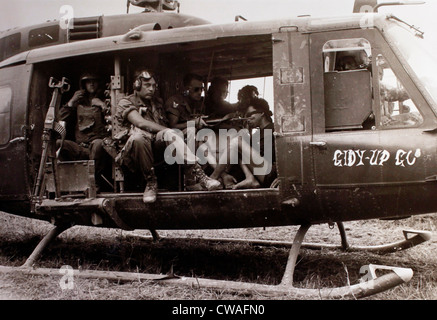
(165, 73), (209, 190)
(337, 55), (359, 71)
(115, 69), (221, 203)
(204, 76), (237, 119)
(57, 72), (111, 191)
(236, 85), (259, 115)
(165, 73), (207, 133)
(166, 74), (240, 189)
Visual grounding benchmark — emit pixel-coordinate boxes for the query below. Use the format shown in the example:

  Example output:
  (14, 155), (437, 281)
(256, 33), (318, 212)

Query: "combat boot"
(143, 169), (158, 203)
(191, 164), (221, 191)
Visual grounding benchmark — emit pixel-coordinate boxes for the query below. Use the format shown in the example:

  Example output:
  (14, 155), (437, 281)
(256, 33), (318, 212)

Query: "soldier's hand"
(68, 90), (85, 107)
(195, 117), (208, 129)
(91, 98), (107, 110)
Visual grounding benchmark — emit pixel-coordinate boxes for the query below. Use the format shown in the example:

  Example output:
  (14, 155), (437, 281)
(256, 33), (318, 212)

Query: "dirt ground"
(0, 210), (436, 301)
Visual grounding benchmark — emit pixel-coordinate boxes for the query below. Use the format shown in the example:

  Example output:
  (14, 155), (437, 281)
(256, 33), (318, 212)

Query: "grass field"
(0, 210), (436, 300)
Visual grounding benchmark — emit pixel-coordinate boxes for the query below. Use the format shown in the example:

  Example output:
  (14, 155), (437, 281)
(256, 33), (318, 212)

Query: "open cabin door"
(272, 30), (316, 213)
(309, 29), (437, 221)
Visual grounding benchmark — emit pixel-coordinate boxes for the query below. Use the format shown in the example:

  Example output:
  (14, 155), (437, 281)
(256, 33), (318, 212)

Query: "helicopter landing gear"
(138, 223), (412, 299)
(274, 224), (413, 298)
(21, 223), (71, 268)
(126, 222), (432, 255)
(280, 224), (310, 286)
(0, 223), (414, 299)
(333, 222), (432, 254)
(299, 222), (432, 254)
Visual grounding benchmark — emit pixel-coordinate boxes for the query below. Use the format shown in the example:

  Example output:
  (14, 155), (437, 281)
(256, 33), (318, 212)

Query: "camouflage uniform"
(115, 93), (198, 180)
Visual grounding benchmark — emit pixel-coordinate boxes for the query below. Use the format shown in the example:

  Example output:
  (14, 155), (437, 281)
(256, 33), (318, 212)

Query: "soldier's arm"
(167, 113), (188, 130)
(127, 109), (168, 133)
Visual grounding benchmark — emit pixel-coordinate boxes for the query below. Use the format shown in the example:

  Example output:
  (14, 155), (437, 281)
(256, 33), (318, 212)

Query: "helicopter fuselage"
(1, 12), (437, 231)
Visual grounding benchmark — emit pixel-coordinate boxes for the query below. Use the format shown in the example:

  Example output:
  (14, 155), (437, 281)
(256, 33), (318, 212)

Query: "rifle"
(32, 77), (70, 209)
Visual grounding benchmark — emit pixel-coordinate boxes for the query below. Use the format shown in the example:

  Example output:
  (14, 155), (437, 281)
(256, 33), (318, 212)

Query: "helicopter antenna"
(353, 0), (424, 13)
(387, 14), (425, 38)
(373, 1), (425, 12)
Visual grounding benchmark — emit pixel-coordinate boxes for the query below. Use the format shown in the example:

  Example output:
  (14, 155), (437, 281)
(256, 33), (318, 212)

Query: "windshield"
(384, 18), (437, 112)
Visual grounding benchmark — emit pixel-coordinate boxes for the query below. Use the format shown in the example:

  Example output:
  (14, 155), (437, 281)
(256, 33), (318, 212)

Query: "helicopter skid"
(128, 228), (432, 254)
(0, 223), (415, 299)
(0, 263), (413, 299)
(334, 229), (432, 253)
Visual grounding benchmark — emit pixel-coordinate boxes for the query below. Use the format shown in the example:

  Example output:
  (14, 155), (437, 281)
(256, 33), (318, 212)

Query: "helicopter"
(0, 0), (435, 299)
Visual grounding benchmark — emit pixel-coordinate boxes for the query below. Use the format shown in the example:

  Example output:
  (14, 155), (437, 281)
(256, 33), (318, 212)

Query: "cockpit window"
(29, 25), (60, 47)
(323, 38), (371, 72)
(322, 37), (424, 131)
(0, 33), (21, 61)
(377, 54), (423, 128)
(384, 20), (437, 113)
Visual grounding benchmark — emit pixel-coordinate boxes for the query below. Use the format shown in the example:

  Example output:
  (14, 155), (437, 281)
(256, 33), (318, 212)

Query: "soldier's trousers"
(58, 138), (109, 176)
(118, 128), (198, 179)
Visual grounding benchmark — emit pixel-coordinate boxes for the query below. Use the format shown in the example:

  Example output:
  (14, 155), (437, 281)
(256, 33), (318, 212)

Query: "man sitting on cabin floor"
(57, 72), (111, 192)
(115, 69), (221, 203)
(209, 97), (277, 189)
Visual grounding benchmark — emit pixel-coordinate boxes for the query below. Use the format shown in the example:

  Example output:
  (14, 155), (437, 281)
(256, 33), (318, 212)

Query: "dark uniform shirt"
(165, 94), (203, 125)
(204, 95), (236, 119)
(59, 95), (107, 145)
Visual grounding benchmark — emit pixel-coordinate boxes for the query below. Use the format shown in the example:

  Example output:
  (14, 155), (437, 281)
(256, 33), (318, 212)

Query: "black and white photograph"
(0, 0), (436, 307)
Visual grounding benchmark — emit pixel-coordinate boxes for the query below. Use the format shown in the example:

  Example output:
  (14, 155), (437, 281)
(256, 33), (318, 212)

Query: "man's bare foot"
(232, 177), (260, 189)
(221, 173), (237, 189)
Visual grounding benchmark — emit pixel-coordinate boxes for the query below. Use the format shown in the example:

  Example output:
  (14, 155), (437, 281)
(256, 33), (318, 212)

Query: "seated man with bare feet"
(209, 97), (277, 189)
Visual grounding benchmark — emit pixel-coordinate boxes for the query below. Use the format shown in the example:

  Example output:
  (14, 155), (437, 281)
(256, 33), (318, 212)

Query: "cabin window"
(29, 25), (60, 47)
(0, 33), (21, 61)
(376, 54), (423, 128)
(0, 86), (12, 144)
(228, 77), (274, 112)
(322, 38), (373, 131)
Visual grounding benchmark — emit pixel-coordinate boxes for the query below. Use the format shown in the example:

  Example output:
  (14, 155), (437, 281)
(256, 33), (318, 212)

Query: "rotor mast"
(127, 0), (180, 13)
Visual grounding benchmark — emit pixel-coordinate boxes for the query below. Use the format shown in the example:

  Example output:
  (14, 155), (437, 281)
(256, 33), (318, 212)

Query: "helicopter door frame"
(272, 30), (315, 205)
(309, 28), (437, 220)
(0, 63), (32, 201)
